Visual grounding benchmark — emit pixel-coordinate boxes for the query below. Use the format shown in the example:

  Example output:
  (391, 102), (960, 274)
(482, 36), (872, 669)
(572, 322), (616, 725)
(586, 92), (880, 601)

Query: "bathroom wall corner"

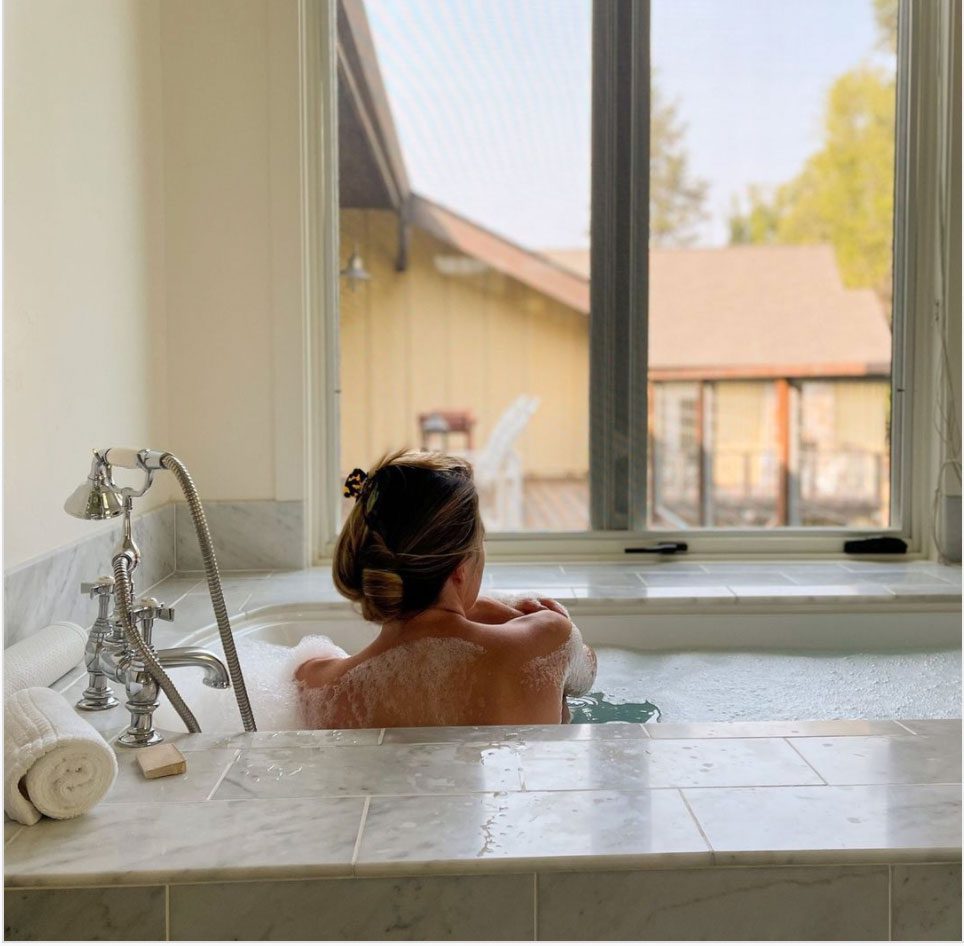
(3, 503), (177, 648)
(174, 500), (307, 573)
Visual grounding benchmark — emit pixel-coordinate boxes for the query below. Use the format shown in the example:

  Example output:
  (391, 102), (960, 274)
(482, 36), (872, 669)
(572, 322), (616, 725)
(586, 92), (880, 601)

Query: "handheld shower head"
(64, 466), (124, 520)
(64, 447), (167, 521)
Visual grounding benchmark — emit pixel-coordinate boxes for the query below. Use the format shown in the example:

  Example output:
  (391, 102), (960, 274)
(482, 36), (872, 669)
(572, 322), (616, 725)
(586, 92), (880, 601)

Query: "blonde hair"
(333, 450), (484, 623)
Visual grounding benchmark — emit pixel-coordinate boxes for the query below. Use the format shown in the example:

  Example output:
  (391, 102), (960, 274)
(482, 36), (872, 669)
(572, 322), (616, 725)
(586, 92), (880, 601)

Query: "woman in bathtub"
(295, 450), (596, 729)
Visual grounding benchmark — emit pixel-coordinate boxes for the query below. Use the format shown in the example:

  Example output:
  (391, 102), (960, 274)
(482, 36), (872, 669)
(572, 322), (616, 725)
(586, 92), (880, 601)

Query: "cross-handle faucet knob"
(81, 576), (115, 599)
(129, 597), (175, 624)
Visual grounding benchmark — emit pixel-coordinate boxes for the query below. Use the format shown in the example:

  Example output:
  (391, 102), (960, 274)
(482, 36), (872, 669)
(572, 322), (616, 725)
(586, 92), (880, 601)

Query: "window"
(592, 0), (903, 539)
(318, 0), (945, 556)
(337, 0), (591, 533)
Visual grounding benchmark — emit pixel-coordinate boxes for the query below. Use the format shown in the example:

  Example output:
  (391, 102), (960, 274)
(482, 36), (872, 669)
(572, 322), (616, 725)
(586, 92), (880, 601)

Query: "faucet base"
(76, 694), (120, 711)
(117, 728), (164, 748)
(76, 674), (119, 711)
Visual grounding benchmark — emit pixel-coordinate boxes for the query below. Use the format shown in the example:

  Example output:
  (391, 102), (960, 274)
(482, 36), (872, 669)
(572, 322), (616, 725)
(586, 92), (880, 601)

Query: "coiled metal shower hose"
(161, 453), (257, 732)
(113, 552), (202, 733)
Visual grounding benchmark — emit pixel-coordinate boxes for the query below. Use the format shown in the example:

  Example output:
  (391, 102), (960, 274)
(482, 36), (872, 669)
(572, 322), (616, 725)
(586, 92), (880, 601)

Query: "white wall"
(159, 0), (306, 504)
(3, 0), (172, 568)
(3, 0), (307, 571)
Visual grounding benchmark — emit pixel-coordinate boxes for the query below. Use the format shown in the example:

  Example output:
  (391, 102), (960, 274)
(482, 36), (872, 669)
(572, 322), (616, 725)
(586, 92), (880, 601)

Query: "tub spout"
(156, 647), (231, 689)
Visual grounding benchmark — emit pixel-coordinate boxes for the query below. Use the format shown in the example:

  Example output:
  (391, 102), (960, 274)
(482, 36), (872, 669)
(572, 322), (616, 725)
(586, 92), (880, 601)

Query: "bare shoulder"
(294, 656), (344, 687)
(479, 608), (573, 661)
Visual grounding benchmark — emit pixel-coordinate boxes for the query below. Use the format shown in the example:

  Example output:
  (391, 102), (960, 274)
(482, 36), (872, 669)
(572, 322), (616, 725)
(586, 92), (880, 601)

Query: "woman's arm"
(468, 593), (570, 625)
(562, 624), (597, 697)
(466, 595), (524, 625)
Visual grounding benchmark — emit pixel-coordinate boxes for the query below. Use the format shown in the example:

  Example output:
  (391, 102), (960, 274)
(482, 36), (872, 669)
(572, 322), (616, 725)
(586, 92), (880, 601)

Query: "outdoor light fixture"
(340, 245), (371, 289)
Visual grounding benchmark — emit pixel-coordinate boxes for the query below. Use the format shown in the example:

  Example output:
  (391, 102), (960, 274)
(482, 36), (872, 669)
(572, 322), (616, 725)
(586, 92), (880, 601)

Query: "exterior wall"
(713, 382), (775, 493)
(340, 208), (891, 493)
(2, 0), (172, 568)
(340, 210), (589, 478)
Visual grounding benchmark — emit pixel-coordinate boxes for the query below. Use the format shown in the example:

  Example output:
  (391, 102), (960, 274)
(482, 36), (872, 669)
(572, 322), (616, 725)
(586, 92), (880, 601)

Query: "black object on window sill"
(843, 536), (908, 555)
(625, 542), (689, 555)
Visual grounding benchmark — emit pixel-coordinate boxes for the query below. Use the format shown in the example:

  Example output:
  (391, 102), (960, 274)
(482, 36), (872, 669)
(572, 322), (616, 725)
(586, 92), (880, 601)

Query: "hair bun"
(360, 567), (405, 623)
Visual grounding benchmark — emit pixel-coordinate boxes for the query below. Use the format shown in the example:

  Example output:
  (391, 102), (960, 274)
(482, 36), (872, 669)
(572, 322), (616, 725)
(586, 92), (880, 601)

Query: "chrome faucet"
(65, 447), (257, 735)
(76, 577), (229, 747)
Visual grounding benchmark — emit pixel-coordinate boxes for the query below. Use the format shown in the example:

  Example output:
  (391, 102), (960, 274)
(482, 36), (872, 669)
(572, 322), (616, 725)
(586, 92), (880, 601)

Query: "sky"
(364, 0), (893, 250)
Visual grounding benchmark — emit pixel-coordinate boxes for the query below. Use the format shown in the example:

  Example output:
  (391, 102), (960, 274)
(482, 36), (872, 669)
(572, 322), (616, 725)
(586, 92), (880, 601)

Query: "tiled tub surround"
(3, 498), (308, 647)
(4, 560), (961, 940)
(2, 505), (175, 647)
(4, 721), (961, 940)
(174, 500), (307, 572)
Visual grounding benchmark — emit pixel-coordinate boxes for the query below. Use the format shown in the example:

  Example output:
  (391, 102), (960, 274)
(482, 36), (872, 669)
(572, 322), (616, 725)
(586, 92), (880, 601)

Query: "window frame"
(309, 0), (951, 562)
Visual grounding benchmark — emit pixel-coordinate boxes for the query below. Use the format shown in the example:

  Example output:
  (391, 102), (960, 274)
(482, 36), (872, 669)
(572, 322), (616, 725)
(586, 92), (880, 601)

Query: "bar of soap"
(136, 744), (188, 779)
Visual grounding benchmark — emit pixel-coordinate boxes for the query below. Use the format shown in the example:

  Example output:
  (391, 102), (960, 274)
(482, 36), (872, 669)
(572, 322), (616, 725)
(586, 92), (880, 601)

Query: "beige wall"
(340, 210), (589, 478)
(3, 0), (172, 568)
(160, 0), (305, 503)
(3, 0), (306, 569)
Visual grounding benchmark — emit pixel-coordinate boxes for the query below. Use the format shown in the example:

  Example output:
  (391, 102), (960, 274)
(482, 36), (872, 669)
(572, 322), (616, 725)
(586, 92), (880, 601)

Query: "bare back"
(295, 606), (594, 729)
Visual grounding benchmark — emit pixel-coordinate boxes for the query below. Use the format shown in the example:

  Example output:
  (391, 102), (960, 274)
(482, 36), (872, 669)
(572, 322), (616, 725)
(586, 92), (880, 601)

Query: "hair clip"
(343, 468), (368, 499)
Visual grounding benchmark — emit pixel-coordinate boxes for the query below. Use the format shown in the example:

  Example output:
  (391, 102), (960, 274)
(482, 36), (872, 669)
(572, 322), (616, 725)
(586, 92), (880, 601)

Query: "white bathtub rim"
(174, 601), (964, 652)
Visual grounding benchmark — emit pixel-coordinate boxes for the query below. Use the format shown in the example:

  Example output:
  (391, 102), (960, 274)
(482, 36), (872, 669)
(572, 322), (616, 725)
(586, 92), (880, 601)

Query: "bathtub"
(152, 602), (962, 731)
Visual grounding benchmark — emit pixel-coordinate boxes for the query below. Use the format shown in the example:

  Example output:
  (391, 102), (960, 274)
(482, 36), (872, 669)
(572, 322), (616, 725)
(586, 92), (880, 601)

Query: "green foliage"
(728, 185), (782, 245)
(872, 0), (899, 53)
(728, 66), (896, 306)
(651, 84), (710, 247)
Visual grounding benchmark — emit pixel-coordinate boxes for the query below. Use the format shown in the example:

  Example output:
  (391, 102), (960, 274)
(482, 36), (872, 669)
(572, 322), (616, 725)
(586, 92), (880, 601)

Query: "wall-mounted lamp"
(340, 245), (371, 290)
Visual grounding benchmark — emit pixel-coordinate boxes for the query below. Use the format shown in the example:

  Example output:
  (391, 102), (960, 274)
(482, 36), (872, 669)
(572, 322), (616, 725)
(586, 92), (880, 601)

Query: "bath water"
(163, 639), (961, 732)
(568, 646), (961, 724)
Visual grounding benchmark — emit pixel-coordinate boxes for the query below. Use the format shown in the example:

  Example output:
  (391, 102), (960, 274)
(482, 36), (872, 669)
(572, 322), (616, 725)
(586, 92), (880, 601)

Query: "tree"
(650, 83), (710, 247)
(728, 185), (782, 246)
(727, 3), (898, 307)
(872, 0), (898, 54)
(730, 67), (895, 305)
(775, 68), (894, 300)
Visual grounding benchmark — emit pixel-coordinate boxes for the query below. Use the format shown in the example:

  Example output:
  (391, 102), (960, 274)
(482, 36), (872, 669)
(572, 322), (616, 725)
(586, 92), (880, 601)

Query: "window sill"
(482, 559), (961, 609)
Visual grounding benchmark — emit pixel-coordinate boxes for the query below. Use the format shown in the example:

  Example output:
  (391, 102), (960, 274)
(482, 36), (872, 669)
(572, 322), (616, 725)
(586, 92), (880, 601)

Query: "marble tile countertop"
(5, 718), (961, 888)
(4, 559), (960, 892)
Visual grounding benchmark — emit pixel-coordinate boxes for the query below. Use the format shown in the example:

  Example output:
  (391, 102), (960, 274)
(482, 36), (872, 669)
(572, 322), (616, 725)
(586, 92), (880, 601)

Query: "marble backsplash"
(174, 500), (306, 572)
(4, 500), (308, 646)
(3, 505), (176, 647)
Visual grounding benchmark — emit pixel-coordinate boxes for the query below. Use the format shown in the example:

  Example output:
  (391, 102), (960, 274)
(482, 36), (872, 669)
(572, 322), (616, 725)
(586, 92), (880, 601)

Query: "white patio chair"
(462, 395), (540, 530)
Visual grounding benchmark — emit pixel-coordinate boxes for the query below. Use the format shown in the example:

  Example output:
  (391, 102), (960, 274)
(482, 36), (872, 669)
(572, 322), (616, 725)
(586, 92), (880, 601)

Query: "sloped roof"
(339, 4), (890, 380)
(544, 245), (891, 377)
(411, 196), (590, 313)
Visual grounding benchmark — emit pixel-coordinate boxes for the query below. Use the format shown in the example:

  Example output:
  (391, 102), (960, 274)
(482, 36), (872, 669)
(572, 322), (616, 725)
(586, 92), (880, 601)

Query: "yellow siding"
(339, 211), (889, 487)
(833, 381), (890, 451)
(339, 210), (589, 478)
(713, 382), (772, 490)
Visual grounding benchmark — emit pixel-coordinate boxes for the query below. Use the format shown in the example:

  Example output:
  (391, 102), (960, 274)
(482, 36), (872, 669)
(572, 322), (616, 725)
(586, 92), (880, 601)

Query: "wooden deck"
(518, 476), (590, 532)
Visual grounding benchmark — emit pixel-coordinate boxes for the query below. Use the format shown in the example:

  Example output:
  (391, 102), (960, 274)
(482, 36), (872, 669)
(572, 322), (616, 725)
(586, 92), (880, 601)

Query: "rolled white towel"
(4, 622), (87, 694)
(4, 687), (117, 826)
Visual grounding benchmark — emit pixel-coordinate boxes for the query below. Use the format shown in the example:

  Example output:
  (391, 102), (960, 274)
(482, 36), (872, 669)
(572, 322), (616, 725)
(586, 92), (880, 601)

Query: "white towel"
(4, 687), (117, 825)
(4, 622), (87, 694)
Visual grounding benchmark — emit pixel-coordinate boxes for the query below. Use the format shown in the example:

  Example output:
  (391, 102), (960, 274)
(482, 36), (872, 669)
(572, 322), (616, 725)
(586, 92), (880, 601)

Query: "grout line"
(165, 883), (171, 941)
(532, 872), (538, 940)
(205, 751), (242, 801)
(350, 796), (372, 870)
(678, 788), (715, 854)
(782, 737), (829, 785)
(5, 825), (25, 847)
(887, 863), (892, 940)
